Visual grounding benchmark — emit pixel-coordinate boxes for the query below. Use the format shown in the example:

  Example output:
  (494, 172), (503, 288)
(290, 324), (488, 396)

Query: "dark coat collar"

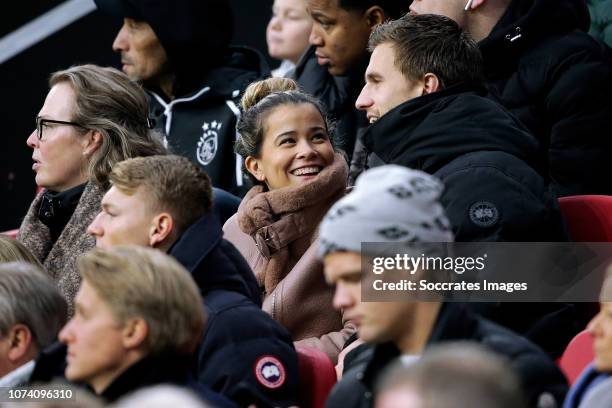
(169, 214), (223, 273)
(101, 353), (192, 403)
(169, 214), (261, 305)
(360, 303), (473, 388)
(362, 82), (537, 174)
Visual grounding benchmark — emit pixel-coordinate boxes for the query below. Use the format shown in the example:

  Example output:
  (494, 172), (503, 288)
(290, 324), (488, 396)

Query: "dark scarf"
(237, 153), (347, 294)
(37, 183), (86, 244)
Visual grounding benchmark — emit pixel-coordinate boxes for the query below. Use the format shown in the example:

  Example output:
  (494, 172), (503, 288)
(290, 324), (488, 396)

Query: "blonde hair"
(77, 246), (205, 355)
(109, 155), (212, 235)
(0, 235), (43, 268)
(49, 64), (167, 187)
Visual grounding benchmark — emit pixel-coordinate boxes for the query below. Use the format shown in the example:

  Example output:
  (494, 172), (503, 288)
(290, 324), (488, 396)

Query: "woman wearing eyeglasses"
(18, 64), (166, 315)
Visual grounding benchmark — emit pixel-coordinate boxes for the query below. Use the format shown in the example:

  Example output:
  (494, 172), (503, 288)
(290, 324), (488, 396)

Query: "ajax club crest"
(197, 120), (221, 166)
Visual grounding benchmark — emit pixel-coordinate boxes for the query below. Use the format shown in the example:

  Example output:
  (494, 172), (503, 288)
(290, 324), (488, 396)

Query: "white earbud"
(464, 0), (474, 11)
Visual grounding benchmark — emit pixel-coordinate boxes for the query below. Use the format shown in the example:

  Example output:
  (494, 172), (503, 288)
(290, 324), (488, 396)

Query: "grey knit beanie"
(318, 165), (454, 258)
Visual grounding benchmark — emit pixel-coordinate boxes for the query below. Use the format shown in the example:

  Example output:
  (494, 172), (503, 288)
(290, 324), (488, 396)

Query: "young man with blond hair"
(87, 155), (298, 407)
(58, 246), (231, 405)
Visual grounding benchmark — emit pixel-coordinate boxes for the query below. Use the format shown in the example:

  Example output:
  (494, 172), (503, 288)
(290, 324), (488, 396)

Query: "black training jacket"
(480, 0), (612, 196)
(148, 46), (270, 196)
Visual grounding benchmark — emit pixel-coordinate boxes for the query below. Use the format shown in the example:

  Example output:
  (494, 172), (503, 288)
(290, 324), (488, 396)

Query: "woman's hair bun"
(241, 77), (299, 111)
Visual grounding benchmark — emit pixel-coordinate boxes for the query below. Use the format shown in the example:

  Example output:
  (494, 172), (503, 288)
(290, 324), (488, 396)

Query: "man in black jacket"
(317, 165), (568, 408)
(86, 155), (299, 407)
(354, 14), (577, 357)
(293, 0), (405, 167)
(356, 13), (567, 243)
(409, 0), (612, 196)
(94, 0), (270, 195)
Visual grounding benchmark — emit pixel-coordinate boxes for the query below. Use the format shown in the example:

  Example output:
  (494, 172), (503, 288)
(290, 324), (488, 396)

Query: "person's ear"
(149, 212), (174, 247)
(245, 156), (266, 183)
(121, 318), (148, 350)
(7, 324), (33, 362)
(422, 73), (440, 95)
(365, 6), (385, 29)
(82, 130), (102, 158)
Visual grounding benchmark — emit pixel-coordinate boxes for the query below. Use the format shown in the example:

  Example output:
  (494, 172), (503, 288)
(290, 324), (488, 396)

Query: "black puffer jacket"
(361, 84), (578, 356)
(362, 83), (567, 243)
(326, 303), (568, 408)
(169, 215), (299, 407)
(480, 0), (612, 196)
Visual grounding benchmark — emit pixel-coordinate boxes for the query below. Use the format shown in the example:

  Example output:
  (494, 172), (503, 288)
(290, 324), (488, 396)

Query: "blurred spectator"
(112, 385), (211, 408)
(375, 343), (527, 408)
(355, 14), (576, 356)
(409, 0), (612, 196)
(18, 64), (166, 316)
(563, 266), (612, 408)
(86, 155), (299, 407)
(318, 165), (568, 408)
(223, 77), (353, 363)
(0, 235), (43, 267)
(58, 246), (232, 406)
(293, 0), (405, 164)
(0, 262), (66, 386)
(574, 377), (612, 408)
(267, 0), (313, 77)
(95, 0), (271, 196)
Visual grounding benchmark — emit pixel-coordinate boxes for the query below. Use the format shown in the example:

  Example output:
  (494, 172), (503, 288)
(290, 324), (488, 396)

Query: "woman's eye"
(279, 138), (295, 145)
(313, 133), (328, 141)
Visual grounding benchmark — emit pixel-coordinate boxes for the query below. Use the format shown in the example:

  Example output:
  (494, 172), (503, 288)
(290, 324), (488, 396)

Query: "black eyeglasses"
(35, 117), (86, 140)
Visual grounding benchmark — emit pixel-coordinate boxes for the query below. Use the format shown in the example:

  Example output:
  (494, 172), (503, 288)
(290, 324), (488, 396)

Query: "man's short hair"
(339, 0), (405, 20)
(0, 262), (67, 349)
(368, 14), (484, 89)
(109, 155), (212, 236)
(77, 246), (205, 356)
(376, 342), (526, 408)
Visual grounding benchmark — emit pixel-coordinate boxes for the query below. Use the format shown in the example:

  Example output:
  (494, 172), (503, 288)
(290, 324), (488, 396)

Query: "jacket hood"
(362, 83), (539, 174)
(480, 0), (590, 68)
(169, 214), (262, 305)
(196, 46), (270, 100)
(95, 0), (235, 91)
(147, 46), (270, 100)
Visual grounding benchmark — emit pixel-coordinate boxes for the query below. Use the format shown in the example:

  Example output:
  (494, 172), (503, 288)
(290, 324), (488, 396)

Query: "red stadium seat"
(559, 330), (594, 385)
(296, 346), (337, 408)
(558, 195), (612, 323)
(0, 229), (18, 239)
(558, 195), (612, 242)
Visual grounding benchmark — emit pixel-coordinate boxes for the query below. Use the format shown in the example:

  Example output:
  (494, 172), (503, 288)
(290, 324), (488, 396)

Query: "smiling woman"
(17, 64), (166, 316)
(223, 77), (354, 362)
